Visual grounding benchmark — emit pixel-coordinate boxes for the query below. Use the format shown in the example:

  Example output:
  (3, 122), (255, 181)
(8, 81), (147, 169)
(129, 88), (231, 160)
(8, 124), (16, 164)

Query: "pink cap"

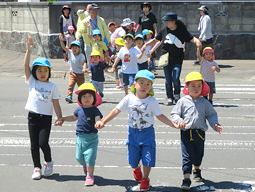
(68, 25), (74, 31)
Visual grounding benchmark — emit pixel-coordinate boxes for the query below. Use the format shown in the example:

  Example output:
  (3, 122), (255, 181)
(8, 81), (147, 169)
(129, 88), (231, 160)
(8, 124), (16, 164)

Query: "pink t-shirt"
(110, 27), (126, 48)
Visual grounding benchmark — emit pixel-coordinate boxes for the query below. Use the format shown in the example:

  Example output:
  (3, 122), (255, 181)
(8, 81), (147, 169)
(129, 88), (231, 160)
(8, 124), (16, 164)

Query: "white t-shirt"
(116, 94), (162, 129)
(135, 46), (150, 64)
(117, 47), (139, 74)
(68, 50), (85, 74)
(25, 75), (60, 116)
(65, 34), (76, 47)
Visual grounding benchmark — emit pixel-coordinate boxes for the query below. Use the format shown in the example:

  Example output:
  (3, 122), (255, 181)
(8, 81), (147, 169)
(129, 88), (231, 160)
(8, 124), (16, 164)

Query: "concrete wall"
(0, 1), (255, 59)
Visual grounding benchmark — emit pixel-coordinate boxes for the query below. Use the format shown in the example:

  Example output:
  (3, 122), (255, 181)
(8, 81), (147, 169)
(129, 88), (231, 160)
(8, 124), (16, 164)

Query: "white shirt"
(116, 94), (162, 129)
(25, 75), (60, 116)
(68, 50), (85, 74)
(117, 47), (139, 74)
(135, 46), (150, 64)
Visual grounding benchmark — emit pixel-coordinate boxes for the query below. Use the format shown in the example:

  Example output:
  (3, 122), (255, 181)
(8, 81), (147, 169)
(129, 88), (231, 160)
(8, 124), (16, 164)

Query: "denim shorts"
(205, 81), (216, 93)
(126, 126), (156, 168)
(122, 73), (136, 86)
(76, 133), (98, 167)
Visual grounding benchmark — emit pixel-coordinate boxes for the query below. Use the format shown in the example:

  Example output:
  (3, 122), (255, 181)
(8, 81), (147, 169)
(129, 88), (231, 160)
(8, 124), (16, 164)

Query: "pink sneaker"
(116, 84), (120, 89)
(119, 83), (123, 88)
(85, 175), (94, 186)
(83, 165), (87, 175)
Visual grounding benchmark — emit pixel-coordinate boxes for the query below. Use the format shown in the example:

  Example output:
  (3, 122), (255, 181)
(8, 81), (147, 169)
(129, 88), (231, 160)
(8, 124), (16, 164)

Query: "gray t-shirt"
(68, 50), (85, 74)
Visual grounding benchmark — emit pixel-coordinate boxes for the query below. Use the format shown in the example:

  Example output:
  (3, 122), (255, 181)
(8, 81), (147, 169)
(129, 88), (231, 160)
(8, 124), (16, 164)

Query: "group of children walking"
(24, 2), (222, 191)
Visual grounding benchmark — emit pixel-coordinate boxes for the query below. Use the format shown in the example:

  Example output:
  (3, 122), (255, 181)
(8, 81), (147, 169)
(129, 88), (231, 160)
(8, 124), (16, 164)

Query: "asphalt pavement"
(0, 48), (255, 192)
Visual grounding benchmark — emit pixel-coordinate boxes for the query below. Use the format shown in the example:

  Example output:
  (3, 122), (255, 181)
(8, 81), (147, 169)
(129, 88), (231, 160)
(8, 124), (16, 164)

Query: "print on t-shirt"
(130, 103), (150, 129)
(124, 54), (131, 62)
(164, 33), (184, 49)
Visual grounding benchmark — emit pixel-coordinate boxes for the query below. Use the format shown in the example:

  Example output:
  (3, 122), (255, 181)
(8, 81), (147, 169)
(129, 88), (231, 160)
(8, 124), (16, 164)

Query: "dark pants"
(28, 112), (52, 169)
(181, 129), (205, 175)
(138, 61), (148, 70)
(163, 64), (182, 99)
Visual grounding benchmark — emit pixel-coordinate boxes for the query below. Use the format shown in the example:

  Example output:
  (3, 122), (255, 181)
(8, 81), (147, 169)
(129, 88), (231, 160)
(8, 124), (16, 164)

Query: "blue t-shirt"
(74, 106), (103, 134)
(89, 62), (106, 82)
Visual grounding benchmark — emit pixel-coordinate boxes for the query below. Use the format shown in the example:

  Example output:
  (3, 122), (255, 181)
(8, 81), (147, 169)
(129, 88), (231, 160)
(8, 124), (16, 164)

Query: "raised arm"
(24, 36), (35, 81)
(86, 21), (92, 41)
(191, 37), (202, 50)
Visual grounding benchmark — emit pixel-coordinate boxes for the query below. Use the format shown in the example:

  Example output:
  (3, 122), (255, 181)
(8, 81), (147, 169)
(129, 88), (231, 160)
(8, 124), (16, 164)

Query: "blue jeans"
(122, 73), (136, 87)
(92, 80), (104, 97)
(163, 64), (182, 99)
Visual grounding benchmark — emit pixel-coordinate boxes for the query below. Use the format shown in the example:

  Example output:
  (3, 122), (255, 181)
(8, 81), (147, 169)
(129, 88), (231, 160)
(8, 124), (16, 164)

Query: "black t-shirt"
(112, 49), (122, 67)
(138, 12), (157, 33)
(156, 26), (193, 65)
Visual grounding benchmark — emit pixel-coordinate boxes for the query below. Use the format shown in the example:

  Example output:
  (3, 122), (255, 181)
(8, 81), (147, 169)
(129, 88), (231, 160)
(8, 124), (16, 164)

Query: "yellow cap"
(185, 71), (204, 83)
(115, 37), (126, 46)
(90, 50), (101, 57)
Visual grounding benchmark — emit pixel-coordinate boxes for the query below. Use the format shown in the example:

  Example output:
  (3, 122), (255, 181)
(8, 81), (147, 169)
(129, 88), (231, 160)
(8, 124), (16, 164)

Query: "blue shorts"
(126, 126), (156, 168)
(122, 73), (136, 86)
(76, 133), (98, 167)
(205, 81), (216, 93)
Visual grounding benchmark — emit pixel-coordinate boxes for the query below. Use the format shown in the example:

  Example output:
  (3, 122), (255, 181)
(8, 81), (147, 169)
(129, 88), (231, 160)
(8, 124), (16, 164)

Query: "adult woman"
(143, 12), (202, 105)
(194, 5), (213, 65)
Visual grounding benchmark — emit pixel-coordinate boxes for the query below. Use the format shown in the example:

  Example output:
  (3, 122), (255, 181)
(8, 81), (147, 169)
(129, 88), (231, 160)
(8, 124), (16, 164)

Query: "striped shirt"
(200, 57), (219, 82)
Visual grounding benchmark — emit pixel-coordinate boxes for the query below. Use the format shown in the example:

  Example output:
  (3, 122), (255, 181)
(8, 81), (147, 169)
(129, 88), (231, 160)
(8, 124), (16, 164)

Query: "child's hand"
(215, 124), (222, 134)
(54, 120), (63, 126)
(86, 21), (91, 27)
(211, 66), (217, 71)
(141, 45), (146, 52)
(95, 121), (105, 129)
(59, 33), (64, 40)
(82, 68), (87, 73)
(178, 121), (186, 129)
(26, 36), (35, 51)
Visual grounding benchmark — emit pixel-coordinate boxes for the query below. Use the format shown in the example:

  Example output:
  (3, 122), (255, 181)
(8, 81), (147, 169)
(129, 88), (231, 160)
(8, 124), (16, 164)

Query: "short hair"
(31, 65), (51, 81)
(78, 90), (96, 106)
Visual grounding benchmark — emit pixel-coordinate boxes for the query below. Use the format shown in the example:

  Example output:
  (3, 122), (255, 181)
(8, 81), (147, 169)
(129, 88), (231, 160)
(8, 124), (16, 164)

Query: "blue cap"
(134, 34), (144, 40)
(135, 69), (154, 82)
(92, 29), (101, 36)
(70, 40), (81, 47)
(123, 33), (134, 39)
(32, 57), (52, 69)
(142, 29), (150, 36)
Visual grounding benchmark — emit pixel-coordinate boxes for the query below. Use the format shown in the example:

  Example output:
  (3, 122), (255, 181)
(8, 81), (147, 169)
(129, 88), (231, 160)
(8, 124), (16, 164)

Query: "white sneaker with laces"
(44, 160), (54, 176)
(32, 167), (42, 180)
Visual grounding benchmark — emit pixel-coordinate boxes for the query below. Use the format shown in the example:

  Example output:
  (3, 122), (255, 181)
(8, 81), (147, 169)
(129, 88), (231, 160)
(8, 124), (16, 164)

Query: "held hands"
(215, 124), (222, 134)
(177, 121), (186, 129)
(95, 121), (105, 129)
(26, 36), (35, 51)
(54, 118), (64, 126)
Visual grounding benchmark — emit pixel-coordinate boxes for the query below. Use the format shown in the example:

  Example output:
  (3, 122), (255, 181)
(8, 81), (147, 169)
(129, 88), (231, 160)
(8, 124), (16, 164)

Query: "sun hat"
(115, 37), (126, 46)
(108, 21), (116, 28)
(121, 18), (133, 27)
(162, 12), (182, 21)
(198, 5), (209, 12)
(183, 72), (210, 96)
(134, 34), (144, 40)
(70, 40), (81, 47)
(75, 83), (102, 107)
(90, 50), (103, 62)
(142, 29), (153, 36)
(123, 33), (134, 40)
(202, 47), (215, 60)
(141, 2), (152, 11)
(130, 70), (154, 96)
(61, 5), (71, 14)
(89, 3), (100, 10)
(92, 29), (101, 36)
(32, 57), (52, 69)
(68, 25), (74, 31)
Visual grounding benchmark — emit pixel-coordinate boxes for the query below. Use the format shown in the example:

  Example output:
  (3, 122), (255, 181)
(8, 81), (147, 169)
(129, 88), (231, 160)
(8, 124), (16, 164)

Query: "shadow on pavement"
(218, 65), (234, 68)
(213, 104), (238, 108)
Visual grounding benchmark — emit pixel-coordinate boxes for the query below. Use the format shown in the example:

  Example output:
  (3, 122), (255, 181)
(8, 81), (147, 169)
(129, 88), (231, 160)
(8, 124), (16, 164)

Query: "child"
(134, 34), (150, 70)
(87, 22), (110, 64)
(110, 34), (144, 95)
(110, 37), (125, 89)
(171, 71), (222, 190)
(66, 25), (76, 49)
(24, 36), (62, 180)
(197, 47), (220, 105)
(142, 29), (156, 72)
(86, 50), (110, 98)
(59, 34), (86, 103)
(108, 21), (116, 35)
(55, 83), (103, 186)
(95, 70), (180, 191)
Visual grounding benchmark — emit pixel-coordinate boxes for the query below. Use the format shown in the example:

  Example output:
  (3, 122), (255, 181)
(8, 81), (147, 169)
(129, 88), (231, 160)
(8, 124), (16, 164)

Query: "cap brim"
(75, 89), (102, 107)
(183, 81), (210, 96)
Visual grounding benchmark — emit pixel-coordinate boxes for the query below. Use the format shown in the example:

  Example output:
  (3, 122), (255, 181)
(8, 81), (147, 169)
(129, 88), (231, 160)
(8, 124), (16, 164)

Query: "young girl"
(95, 70), (180, 191)
(55, 83), (103, 186)
(171, 71), (222, 190)
(110, 37), (125, 89)
(134, 34), (150, 70)
(197, 47), (220, 104)
(24, 37), (62, 180)
(66, 25), (76, 49)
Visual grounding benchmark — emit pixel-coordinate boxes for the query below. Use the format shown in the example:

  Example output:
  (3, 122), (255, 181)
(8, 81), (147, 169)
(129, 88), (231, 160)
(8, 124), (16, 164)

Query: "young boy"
(197, 47), (220, 105)
(85, 50), (110, 98)
(134, 34), (150, 71)
(59, 34), (86, 103)
(171, 71), (222, 190)
(110, 34), (144, 95)
(95, 70), (180, 191)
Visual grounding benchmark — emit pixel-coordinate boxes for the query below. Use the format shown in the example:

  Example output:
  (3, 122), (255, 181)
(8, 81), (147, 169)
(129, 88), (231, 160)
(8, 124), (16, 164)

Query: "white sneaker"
(32, 167), (42, 180)
(44, 160), (54, 176)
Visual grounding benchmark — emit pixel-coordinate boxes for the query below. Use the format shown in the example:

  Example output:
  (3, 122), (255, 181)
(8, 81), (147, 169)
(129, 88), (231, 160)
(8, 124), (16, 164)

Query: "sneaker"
(181, 178), (191, 191)
(32, 167), (42, 180)
(193, 61), (200, 65)
(140, 178), (150, 191)
(116, 84), (120, 89)
(166, 98), (173, 106)
(65, 95), (73, 103)
(44, 160), (54, 176)
(119, 83), (123, 88)
(99, 92), (104, 98)
(174, 94), (180, 104)
(85, 175), (94, 186)
(193, 169), (203, 182)
(83, 165), (87, 176)
(132, 165), (142, 181)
